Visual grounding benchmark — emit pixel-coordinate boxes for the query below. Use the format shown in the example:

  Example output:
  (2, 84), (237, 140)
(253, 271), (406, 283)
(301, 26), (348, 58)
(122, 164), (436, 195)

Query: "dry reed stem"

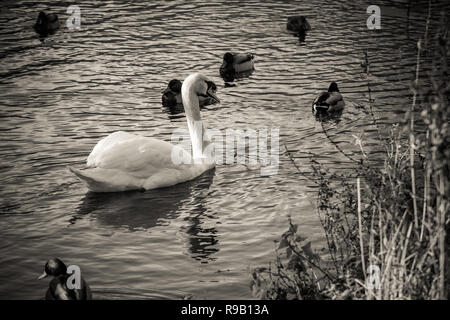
(356, 178), (366, 282)
(410, 39), (421, 230)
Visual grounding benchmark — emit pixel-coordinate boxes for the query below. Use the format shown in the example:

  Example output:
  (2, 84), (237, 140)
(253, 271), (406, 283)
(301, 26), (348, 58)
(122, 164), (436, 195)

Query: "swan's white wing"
(87, 131), (192, 177)
(72, 131), (214, 192)
(87, 131), (137, 167)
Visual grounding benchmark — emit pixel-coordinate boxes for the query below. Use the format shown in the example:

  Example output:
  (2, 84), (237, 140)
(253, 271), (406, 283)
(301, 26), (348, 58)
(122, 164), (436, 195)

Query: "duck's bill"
(207, 90), (220, 104)
(38, 271), (48, 280)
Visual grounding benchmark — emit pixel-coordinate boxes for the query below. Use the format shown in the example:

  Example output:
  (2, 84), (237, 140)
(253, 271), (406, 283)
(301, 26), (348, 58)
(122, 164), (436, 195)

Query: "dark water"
(0, 0), (447, 299)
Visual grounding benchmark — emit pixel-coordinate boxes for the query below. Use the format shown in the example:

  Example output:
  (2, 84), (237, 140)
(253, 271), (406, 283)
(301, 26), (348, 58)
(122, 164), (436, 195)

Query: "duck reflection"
(162, 102), (221, 120)
(313, 109), (343, 124)
(296, 32), (307, 43)
(220, 69), (254, 83)
(71, 169), (220, 262)
(162, 103), (186, 120)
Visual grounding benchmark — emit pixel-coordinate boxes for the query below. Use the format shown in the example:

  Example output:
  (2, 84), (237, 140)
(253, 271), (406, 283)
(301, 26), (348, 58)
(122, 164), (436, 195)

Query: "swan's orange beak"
(206, 89), (220, 104)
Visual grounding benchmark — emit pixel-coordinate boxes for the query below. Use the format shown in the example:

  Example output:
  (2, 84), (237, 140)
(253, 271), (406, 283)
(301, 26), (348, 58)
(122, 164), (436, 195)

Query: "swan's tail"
(69, 167), (142, 192)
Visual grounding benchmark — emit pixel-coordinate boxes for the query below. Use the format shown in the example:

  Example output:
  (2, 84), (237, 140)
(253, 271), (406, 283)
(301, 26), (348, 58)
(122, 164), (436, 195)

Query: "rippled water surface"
(0, 0), (447, 299)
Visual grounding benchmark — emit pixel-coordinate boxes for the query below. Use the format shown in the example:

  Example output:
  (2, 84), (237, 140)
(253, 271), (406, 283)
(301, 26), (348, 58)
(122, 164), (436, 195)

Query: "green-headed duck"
(220, 52), (254, 80)
(162, 78), (218, 108)
(312, 82), (345, 115)
(287, 16), (311, 33)
(287, 16), (311, 42)
(38, 258), (92, 300)
(34, 11), (60, 36)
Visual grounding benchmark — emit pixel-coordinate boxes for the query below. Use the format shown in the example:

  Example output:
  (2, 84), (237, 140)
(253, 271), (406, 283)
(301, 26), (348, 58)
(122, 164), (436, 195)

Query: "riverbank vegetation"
(251, 17), (449, 300)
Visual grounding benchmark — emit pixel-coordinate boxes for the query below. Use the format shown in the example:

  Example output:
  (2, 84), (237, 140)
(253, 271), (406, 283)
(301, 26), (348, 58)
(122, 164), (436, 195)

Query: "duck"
(287, 16), (311, 42)
(312, 82), (345, 115)
(70, 73), (220, 192)
(34, 11), (60, 36)
(38, 258), (92, 300)
(162, 79), (218, 108)
(219, 52), (254, 80)
(162, 79), (183, 106)
(287, 16), (311, 33)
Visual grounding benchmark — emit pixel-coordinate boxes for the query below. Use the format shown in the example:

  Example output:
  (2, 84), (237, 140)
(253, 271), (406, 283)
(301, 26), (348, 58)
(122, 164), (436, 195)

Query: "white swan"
(70, 73), (220, 192)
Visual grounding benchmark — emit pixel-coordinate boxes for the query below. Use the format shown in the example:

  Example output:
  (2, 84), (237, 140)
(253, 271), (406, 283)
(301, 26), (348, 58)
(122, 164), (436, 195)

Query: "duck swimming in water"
(312, 82), (345, 115)
(70, 73), (220, 192)
(287, 16), (311, 33)
(38, 258), (92, 300)
(219, 52), (254, 81)
(34, 11), (60, 36)
(162, 79), (218, 108)
(287, 16), (311, 42)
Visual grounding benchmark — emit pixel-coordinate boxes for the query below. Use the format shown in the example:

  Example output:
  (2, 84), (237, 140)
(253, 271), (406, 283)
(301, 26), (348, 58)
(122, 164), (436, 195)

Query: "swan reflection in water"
(71, 169), (219, 263)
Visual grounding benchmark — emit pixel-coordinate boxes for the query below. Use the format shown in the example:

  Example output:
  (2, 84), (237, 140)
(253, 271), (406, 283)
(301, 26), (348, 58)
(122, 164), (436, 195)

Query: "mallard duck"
(162, 79), (183, 106)
(38, 258), (92, 300)
(34, 11), (60, 36)
(219, 52), (254, 79)
(287, 16), (311, 33)
(312, 82), (345, 115)
(162, 79), (218, 108)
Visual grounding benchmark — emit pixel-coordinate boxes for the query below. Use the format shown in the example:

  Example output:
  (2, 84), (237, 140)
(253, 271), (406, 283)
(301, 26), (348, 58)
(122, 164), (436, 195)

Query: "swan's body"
(220, 52), (255, 79)
(71, 73), (219, 192)
(34, 11), (60, 36)
(162, 79), (217, 108)
(38, 258), (92, 300)
(312, 82), (345, 115)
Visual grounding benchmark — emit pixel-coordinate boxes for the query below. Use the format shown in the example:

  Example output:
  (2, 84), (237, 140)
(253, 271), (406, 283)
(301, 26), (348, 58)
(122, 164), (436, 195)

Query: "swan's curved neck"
(181, 83), (209, 160)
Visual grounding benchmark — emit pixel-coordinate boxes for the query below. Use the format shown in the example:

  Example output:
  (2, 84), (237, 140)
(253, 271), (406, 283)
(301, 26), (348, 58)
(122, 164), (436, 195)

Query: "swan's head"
(328, 82), (339, 92)
(38, 258), (67, 280)
(182, 73), (220, 104)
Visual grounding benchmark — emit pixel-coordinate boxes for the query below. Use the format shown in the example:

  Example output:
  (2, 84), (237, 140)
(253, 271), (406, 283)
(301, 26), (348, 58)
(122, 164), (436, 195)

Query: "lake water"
(0, 0), (447, 299)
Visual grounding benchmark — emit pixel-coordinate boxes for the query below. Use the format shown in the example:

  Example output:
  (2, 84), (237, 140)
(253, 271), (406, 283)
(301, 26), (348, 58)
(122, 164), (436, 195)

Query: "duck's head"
(287, 16), (311, 32)
(168, 79), (182, 93)
(38, 258), (67, 280)
(328, 82), (339, 92)
(182, 73), (220, 104)
(294, 16), (308, 25)
(36, 11), (48, 23)
(223, 52), (234, 64)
